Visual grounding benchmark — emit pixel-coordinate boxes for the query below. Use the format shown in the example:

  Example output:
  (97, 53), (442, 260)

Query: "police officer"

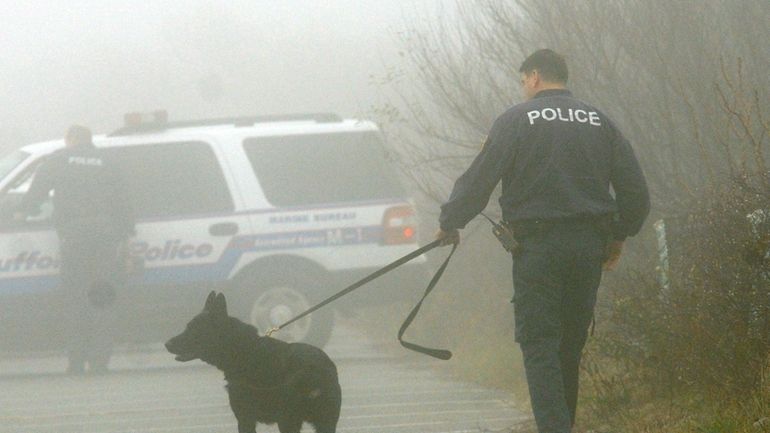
(16, 125), (134, 374)
(436, 49), (650, 433)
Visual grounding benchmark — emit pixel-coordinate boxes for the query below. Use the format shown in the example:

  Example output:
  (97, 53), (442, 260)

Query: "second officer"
(17, 125), (135, 374)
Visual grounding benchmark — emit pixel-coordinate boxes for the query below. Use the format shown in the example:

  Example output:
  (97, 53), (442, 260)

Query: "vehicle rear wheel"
(237, 276), (335, 348)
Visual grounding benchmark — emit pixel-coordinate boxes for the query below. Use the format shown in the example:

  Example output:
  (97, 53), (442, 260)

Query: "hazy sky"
(0, 1), (450, 149)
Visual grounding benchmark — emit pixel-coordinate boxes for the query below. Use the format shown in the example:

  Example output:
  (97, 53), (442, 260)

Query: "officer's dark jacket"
(19, 144), (135, 237)
(439, 89), (650, 240)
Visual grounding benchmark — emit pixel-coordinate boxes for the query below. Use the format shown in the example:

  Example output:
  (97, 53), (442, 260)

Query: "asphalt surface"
(0, 321), (529, 433)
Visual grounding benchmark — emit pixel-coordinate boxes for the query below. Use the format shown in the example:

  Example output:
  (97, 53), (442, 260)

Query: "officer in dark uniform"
(16, 125), (134, 374)
(436, 49), (650, 433)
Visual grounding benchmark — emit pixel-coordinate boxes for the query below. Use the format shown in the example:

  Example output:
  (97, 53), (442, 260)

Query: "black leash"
(266, 239), (457, 360)
(397, 242), (457, 360)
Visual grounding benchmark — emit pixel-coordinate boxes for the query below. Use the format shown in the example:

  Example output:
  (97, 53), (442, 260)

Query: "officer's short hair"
(519, 49), (568, 84)
(65, 125), (93, 146)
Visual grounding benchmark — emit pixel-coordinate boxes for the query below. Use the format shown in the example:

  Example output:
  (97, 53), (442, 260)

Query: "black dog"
(165, 291), (341, 433)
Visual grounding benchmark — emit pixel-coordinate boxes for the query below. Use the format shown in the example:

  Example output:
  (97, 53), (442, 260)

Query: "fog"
(0, 3), (505, 433)
(0, 1), (445, 149)
(4, 2), (766, 432)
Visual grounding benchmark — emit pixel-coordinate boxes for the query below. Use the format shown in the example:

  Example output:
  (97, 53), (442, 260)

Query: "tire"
(236, 272), (335, 348)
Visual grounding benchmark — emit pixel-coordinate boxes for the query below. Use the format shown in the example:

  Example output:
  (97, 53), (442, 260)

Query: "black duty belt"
(508, 214), (613, 232)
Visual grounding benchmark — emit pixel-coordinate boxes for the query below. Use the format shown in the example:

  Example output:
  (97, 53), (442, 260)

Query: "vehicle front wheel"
(237, 278), (334, 348)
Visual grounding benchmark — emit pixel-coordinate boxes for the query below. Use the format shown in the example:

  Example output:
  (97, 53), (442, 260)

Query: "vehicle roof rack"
(109, 112), (343, 136)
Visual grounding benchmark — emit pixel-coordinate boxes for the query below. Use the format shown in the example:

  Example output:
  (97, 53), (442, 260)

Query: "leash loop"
(397, 242), (457, 360)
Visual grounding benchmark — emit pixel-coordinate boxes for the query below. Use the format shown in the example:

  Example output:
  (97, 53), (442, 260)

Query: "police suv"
(0, 112), (424, 354)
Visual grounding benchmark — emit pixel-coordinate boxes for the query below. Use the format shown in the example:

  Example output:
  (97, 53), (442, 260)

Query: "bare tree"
(377, 0), (770, 213)
(373, 0), (770, 417)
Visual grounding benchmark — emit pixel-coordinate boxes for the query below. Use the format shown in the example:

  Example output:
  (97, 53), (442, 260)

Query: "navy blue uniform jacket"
(439, 89), (650, 240)
(19, 145), (135, 237)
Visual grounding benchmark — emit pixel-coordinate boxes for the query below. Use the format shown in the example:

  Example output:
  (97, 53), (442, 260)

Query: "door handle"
(209, 222), (239, 237)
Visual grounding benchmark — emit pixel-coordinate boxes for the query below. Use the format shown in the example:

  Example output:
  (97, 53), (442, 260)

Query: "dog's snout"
(165, 336), (178, 352)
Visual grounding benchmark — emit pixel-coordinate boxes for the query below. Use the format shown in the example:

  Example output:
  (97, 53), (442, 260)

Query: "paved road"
(0, 321), (529, 433)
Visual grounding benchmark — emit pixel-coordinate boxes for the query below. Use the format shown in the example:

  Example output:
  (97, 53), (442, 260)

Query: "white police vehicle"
(0, 112), (425, 354)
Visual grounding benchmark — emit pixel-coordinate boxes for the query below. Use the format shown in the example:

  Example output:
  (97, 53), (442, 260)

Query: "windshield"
(0, 150), (29, 182)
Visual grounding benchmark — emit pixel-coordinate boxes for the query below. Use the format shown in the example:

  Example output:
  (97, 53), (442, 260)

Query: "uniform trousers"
(58, 223), (123, 372)
(511, 219), (606, 433)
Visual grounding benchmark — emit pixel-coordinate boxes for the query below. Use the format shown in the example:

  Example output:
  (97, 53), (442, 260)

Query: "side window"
(243, 132), (406, 207)
(0, 157), (54, 227)
(102, 142), (233, 219)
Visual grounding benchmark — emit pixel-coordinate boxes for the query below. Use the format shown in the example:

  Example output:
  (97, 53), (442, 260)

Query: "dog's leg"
(311, 420), (337, 433)
(228, 391), (257, 433)
(311, 382), (341, 433)
(277, 417), (302, 433)
(309, 400), (340, 433)
(237, 418), (257, 433)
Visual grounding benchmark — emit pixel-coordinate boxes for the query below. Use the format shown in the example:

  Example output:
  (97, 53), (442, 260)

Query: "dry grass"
(356, 300), (769, 433)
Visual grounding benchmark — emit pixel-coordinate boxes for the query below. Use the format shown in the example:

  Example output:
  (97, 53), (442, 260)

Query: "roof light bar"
(124, 110), (168, 128)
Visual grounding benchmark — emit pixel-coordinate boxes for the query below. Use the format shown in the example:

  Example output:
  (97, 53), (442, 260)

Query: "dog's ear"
(211, 292), (228, 317)
(203, 291), (217, 311)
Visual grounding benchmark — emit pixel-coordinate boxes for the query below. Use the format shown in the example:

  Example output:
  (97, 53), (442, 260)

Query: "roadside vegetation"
(371, 2), (770, 432)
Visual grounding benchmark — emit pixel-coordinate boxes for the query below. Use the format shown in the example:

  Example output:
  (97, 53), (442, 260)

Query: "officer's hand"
(603, 240), (624, 271)
(435, 228), (460, 247)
